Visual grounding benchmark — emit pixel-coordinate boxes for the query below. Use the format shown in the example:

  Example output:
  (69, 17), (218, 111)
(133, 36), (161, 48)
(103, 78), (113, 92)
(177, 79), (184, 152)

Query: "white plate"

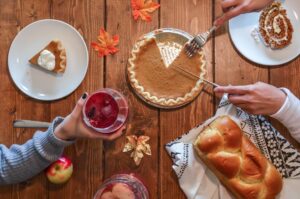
(8, 19), (89, 101)
(228, 0), (300, 66)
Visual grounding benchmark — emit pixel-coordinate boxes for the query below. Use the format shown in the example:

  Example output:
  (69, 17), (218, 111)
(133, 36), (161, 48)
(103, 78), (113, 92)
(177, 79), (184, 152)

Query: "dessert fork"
(185, 25), (217, 57)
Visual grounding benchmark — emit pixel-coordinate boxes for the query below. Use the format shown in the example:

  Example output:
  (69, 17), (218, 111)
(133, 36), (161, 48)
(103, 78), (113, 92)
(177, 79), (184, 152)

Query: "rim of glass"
(93, 174), (149, 199)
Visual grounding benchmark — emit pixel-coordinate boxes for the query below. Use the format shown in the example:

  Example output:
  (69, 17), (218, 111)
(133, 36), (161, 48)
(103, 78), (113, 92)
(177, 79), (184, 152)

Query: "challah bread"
(194, 116), (282, 199)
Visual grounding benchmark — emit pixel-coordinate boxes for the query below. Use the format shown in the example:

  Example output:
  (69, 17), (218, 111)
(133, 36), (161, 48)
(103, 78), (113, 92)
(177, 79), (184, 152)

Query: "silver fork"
(185, 25), (217, 57)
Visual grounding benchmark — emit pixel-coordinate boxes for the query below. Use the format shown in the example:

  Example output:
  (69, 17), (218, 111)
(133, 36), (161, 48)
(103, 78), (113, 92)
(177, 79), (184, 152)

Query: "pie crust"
(29, 40), (67, 73)
(128, 37), (206, 108)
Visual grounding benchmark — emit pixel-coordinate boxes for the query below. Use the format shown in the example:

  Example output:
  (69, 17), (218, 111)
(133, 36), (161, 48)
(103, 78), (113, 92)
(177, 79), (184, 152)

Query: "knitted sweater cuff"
(33, 117), (74, 162)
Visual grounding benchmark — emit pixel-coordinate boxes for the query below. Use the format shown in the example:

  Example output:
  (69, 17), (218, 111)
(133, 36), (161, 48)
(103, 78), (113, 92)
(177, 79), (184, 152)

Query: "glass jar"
(82, 88), (128, 134)
(94, 174), (149, 199)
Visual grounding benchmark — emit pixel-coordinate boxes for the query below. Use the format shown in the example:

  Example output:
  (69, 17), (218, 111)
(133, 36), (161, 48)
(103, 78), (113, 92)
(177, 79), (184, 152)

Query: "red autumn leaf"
(131, 0), (160, 22)
(91, 28), (119, 57)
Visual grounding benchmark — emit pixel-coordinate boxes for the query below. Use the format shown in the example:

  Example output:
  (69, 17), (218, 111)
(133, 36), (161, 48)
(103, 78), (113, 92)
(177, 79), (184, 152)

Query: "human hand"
(54, 93), (126, 141)
(214, 0), (274, 26)
(214, 82), (286, 115)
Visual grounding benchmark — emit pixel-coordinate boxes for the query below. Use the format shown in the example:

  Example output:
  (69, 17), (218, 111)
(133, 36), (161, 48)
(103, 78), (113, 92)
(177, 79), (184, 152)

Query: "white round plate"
(8, 19), (89, 101)
(228, 0), (300, 66)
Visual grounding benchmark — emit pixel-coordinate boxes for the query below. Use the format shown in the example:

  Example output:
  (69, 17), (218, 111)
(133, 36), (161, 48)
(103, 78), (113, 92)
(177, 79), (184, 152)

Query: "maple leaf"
(123, 135), (152, 166)
(91, 28), (119, 57)
(131, 0), (160, 22)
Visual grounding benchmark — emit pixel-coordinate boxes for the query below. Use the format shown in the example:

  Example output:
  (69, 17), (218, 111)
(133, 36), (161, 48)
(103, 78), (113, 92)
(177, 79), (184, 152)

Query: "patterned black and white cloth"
(165, 96), (300, 199)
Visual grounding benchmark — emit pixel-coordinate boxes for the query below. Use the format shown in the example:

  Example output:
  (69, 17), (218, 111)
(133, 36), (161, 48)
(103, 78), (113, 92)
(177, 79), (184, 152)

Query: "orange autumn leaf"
(91, 28), (119, 57)
(131, 0), (160, 22)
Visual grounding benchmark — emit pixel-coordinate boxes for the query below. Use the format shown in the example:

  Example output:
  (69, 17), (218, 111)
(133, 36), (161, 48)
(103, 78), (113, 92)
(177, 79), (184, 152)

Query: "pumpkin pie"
(128, 37), (206, 108)
(29, 40), (66, 73)
(259, 2), (293, 49)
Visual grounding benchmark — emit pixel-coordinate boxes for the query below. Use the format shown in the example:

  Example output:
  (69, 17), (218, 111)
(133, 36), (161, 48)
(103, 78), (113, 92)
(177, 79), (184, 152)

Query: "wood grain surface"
(104, 0), (159, 198)
(14, 1), (51, 199)
(0, 1), (19, 198)
(0, 0), (299, 198)
(159, 1), (214, 198)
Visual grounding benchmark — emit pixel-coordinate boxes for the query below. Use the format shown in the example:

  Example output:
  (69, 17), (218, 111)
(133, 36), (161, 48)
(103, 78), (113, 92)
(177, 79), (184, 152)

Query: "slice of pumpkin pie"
(29, 40), (66, 73)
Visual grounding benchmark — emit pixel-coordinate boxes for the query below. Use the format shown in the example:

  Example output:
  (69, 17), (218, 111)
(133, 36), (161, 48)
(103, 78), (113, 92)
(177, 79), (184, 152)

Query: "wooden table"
(0, 0), (299, 198)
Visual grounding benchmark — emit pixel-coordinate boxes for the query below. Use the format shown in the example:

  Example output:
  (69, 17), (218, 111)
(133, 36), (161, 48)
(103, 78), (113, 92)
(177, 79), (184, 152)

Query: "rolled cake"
(259, 2), (293, 49)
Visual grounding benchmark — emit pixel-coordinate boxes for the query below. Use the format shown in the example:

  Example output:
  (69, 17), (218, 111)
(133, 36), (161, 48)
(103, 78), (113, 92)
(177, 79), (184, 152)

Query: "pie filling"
(128, 37), (206, 107)
(29, 40), (67, 73)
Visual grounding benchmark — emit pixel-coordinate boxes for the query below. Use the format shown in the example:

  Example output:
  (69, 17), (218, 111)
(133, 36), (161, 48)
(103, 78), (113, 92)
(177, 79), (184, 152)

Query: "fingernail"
(82, 93), (87, 99)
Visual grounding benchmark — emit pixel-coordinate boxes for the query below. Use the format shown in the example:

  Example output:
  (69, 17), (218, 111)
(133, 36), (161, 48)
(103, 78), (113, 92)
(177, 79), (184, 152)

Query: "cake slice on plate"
(29, 40), (66, 73)
(259, 2), (293, 49)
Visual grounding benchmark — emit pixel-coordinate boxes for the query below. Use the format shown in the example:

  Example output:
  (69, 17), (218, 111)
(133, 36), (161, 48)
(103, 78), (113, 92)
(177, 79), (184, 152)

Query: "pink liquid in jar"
(85, 92), (119, 128)
(83, 89), (128, 134)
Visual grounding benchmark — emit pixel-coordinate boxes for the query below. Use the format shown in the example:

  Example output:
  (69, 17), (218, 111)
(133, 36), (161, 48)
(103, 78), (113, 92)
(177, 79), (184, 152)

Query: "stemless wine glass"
(93, 174), (149, 199)
(82, 88), (128, 134)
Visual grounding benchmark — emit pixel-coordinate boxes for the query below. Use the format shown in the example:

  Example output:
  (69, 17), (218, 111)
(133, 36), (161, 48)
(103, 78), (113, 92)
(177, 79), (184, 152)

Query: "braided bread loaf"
(194, 116), (282, 199)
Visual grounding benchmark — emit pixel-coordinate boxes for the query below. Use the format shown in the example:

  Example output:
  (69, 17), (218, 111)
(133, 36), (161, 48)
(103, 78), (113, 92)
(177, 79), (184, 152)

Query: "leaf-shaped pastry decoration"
(123, 135), (151, 166)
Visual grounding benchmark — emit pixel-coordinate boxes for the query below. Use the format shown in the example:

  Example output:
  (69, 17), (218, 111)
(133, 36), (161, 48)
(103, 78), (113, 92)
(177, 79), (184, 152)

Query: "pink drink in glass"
(83, 88), (128, 134)
(94, 174), (149, 199)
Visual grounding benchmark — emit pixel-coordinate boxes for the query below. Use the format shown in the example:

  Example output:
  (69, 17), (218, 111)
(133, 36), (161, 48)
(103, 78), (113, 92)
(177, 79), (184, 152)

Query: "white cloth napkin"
(165, 96), (300, 199)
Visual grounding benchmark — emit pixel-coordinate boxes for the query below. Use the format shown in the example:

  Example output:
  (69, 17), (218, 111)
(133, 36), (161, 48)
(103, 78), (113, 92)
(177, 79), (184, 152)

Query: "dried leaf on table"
(131, 0), (160, 22)
(123, 135), (151, 166)
(91, 28), (119, 57)
(123, 136), (136, 152)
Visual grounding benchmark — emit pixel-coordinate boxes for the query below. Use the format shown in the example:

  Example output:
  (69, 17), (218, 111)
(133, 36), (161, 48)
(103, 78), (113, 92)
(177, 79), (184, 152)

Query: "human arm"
(270, 88), (300, 142)
(214, 0), (274, 26)
(214, 82), (286, 115)
(53, 93), (125, 141)
(0, 93), (124, 185)
(214, 82), (300, 142)
(0, 118), (73, 185)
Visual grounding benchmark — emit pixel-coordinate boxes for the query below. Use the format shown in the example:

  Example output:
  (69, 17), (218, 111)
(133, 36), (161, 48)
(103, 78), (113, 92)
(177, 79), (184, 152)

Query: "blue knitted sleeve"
(0, 117), (74, 185)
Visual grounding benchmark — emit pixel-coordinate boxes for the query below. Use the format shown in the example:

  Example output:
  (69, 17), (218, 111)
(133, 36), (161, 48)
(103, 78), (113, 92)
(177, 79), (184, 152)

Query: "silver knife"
(13, 120), (51, 128)
(173, 65), (219, 87)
